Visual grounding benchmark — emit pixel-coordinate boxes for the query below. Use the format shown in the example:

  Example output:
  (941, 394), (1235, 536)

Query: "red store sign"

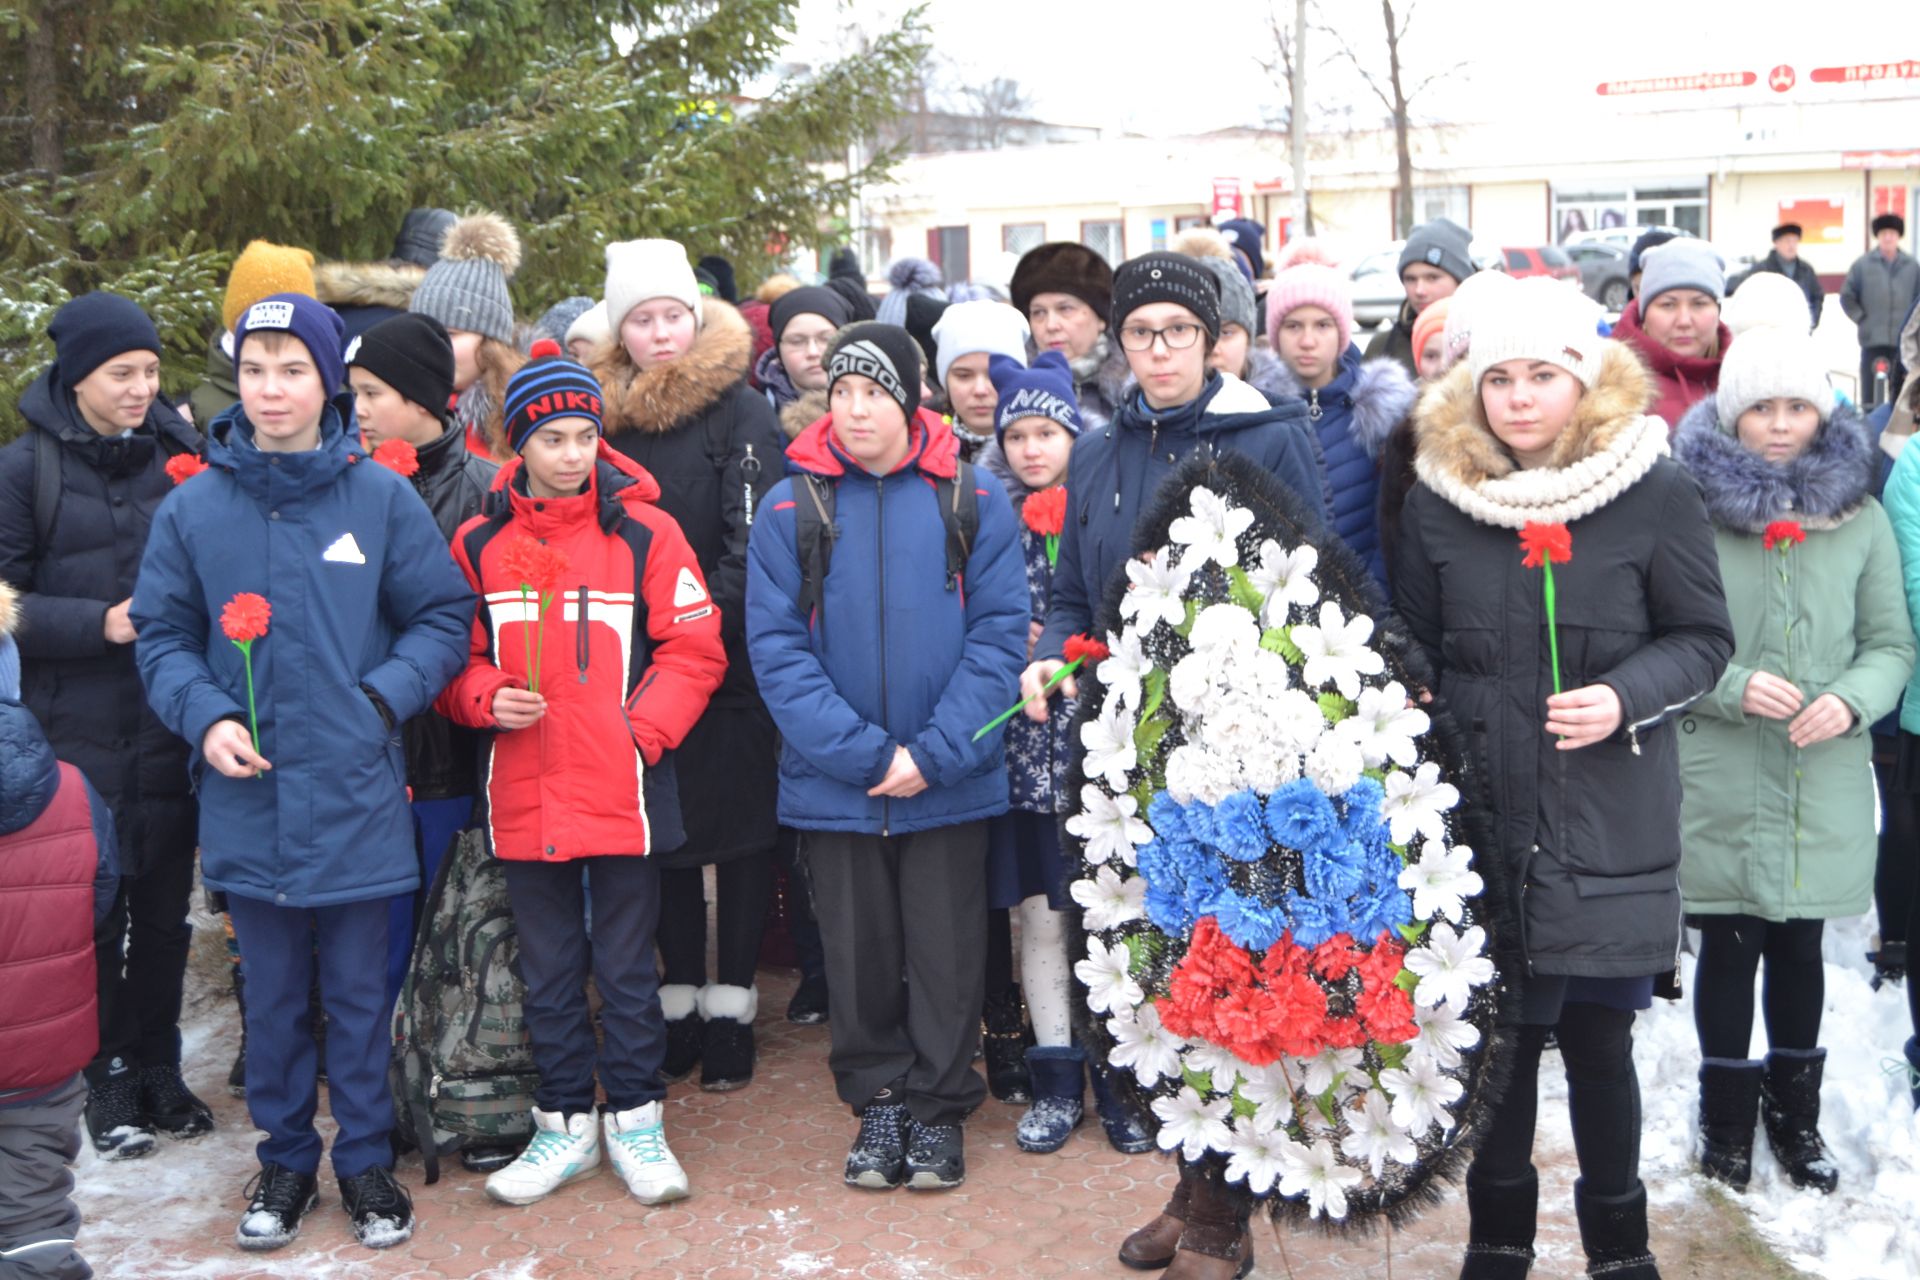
(1812, 61), (1920, 84)
(1596, 71), (1755, 96)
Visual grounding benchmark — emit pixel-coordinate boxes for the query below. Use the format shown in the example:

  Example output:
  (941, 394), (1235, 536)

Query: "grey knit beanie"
(1638, 240), (1725, 308)
(408, 211), (522, 343)
(1399, 218), (1475, 284)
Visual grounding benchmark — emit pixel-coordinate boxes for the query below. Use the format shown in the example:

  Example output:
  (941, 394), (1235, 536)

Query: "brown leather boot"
(1118, 1168), (1193, 1270)
(1164, 1164), (1253, 1280)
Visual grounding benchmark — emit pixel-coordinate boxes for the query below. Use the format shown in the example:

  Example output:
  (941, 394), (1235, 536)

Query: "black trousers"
(655, 850), (777, 990)
(1471, 1002), (1642, 1198)
(1692, 915), (1825, 1058)
(1861, 345), (1909, 410)
(90, 796), (198, 1074)
(1872, 738), (1920, 1036)
(803, 822), (989, 1125)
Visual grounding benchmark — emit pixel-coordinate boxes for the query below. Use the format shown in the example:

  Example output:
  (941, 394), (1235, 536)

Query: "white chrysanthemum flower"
(1099, 627), (1149, 712)
(1340, 1089), (1418, 1177)
(1290, 601), (1387, 699)
(1152, 1087), (1235, 1161)
(1410, 999), (1483, 1071)
(1379, 1054), (1465, 1137)
(1241, 748), (1302, 796)
(1169, 653), (1223, 717)
(1337, 681), (1430, 769)
(1249, 539), (1321, 625)
(1381, 761), (1462, 848)
(1072, 865), (1148, 931)
(1188, 602), (1261, 657)
(1181, 1042), (1257, 1093)
(1080, 700), (1139, 792)
(1278, 1136), (1364, 1221)
(1300, 1045), (1366, 1097)
(1397, 843), (1484, 924)
(1065, 785), (1153, 868)
(1305, 735), (1365, 797)
(1076, 936), (1144, 1015)
(1404, 922), (1495, 1010)
(1107, 1002), (1184, 1086)
(1167, 487), (1256, 567)
(1225, 1110), (1291, 1194)
(1119, 547), (1193, 631)
(1247, 645), (1295, 700)
(1163, 742), (1239, 806)
(1270, 689), (1326, 755)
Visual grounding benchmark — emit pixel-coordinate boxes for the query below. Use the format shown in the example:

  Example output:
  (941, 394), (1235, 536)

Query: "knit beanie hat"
(876, 258), (948, 329)
(1627, 229), (1678, 277)
(1410, 298), (1452, 377)
(564, 301), (610, 351)
(409, 211), (522, 343)
(349, 313), (455, 418)
(391, 208), (456, 269)
(1172, 228), (1256, 336)
(1467, 276), (1607, 390)
(47, 292), (162, 387)
(769, 286), (852, 346)
(1216, 218), (1268, 279)
(825, 274), (879, 322)
(1724, 272), (1813, 338)
(534, 296), (596, 345)
(1010, 242), (1114, 320)
(825, 322), (921, 422)
(604, 239), (702, 334)
(1264, 242), (1355, 353)
(503, 339), (605, 454)
(904, 294), (948, 376)
(235, 292), (347, 398)
(1715, 326), (1834, 433)
(1442, 268), (1520, 371)
(930, 300), (1030, 388)
(698, 255), (739, 304)
(1398, 218), (1475, 284)
(990, 351), (1081, 442)
(1638, 240), (1725, 307)
(223, 240), (317, 333)
(1112, 252), (1222, 338)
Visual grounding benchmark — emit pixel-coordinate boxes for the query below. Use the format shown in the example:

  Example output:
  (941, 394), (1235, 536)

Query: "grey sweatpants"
(804, 822), (990, 1125)
(0, 1073), (90, 1280)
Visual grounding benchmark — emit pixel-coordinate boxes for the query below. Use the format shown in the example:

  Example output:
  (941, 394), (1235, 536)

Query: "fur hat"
(1467, 276), (1607, 390)
(1724, 272), (1814, 338)
(409, 211), (521, 343)
(1173, 229), (1257, 336)
(1715, 325), (1834, 432)
(826, 322), (921, 422)
(1771, 222), (1803, 242)
(224, 241), (316, 333)
(605, 239), (702, 334)
(1010, 242), (1114, 321)
(1638, 240), (1725, 307)
(1112, 252), (1222, 338)
(1399, 218), (1474, 284)
(930, 300), (1030, 389)
(1873, 213), (1906, 238)
(1265, 258), (1355, 354)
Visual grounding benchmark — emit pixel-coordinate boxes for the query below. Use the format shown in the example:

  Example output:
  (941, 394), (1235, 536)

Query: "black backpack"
(29, 424), (199, 554)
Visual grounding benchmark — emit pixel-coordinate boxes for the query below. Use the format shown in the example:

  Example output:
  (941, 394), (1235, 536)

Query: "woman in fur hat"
(590, 238), (789, 1091)
(1672, 327), (1913, 1197)
(1009, 242), (1132, 432)
(408, 211), (528, 458)
(1397, 277), (1734, 1279)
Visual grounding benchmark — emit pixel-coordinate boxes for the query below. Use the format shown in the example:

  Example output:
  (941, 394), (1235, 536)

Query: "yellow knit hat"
(223, 241), (317, 332)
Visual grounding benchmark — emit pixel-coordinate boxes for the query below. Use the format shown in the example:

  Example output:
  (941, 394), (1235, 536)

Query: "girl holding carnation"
(1395, 278), (1733, 1279)
(1672, 327), (1913, 1194)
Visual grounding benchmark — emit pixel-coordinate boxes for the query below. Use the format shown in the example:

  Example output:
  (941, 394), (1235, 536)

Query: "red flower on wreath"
(165, 454), (209, 485)
(220, 593), (271, 644)
(371, 438), (420, 478)
(1762, 520), (1806, 552)
(1517, 521), (1572, 569)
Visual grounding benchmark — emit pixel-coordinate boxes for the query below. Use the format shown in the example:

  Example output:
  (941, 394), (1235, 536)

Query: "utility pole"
(1290, 0), (1310, 236)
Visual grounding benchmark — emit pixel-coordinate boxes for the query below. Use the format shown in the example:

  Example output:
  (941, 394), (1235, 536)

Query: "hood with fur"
(1264, 351), (1417, 462)
(592, 297), (752, 436)
(312, 260), (426, 311)
(1412, 340), (1668, 529)
(778, 386), (828, 441)
(1673, 397), (1877, 534)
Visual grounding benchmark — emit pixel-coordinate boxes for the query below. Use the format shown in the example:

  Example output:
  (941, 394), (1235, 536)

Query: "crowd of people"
(2, 199), (1920, 1280)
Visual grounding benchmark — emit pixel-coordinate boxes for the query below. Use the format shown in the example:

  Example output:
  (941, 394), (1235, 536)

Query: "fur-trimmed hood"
(778, 386), (828, 441)
(592, 297), (753, 435)
(1412, 340), (1669, 529)
(312, 260), (426, 311)
(1672, 397), (1877, 534)
(1264, 349), (1417, 462)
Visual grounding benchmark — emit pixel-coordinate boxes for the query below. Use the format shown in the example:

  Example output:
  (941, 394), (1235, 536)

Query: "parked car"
(1565, 224), (1690, 252)
(1500, 245), (1583, 287)
(1349, 243), (1405, 328)
(1565, 241), (1632, 311)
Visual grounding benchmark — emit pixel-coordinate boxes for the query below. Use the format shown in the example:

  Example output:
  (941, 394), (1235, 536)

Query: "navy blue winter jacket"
(746, 412), (1029, 835)
(131, 399), (474, 908)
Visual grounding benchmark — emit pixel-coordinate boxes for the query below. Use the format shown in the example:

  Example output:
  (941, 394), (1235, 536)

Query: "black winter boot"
(698, 984), (757, 1091)
(228, 965), (248, 1097)
(1572, 1179), (1661, 1279)
(1761, 1048), (1839, 1193)
(84, 1056), (156, 1160)
(1015, 1046), (1086, 1153)
(786, 970), (830, 1025)
(1087, 1055), (1154, 1153)
(981, 987), (1034, 1103)
(1458, 1166), (1536, 1279)
(1696, 1059), (1763, 1190)
(658, 984), (703, 1082)
(140, 1063), (215, 1140)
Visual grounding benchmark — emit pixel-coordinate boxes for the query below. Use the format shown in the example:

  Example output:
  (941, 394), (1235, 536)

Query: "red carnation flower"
(1062, 633), (1110, 666)
(498, 537), (571, 595)
(1021, 486), (1067, 536)
(165, 453), (209, 486)
(371, 438), (420, 478)
(1762, 520), (1806, 552)
(220, 593), (271, 644)
(1518, 521), (1573, 569)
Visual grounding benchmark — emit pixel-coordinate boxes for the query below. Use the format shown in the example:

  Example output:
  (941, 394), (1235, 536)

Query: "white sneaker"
(604, 1101), (690, 1204)
(484, 1108), (601, 1205)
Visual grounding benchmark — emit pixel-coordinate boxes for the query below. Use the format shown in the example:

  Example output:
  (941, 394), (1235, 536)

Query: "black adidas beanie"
(348, 313), (455, 419)
(1111, 252), (1222, 338)
(825, 322), (922, 422)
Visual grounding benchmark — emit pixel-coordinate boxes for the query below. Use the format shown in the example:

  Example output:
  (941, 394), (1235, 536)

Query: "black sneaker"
(140, 1063), (215, 1140)
(458, 1143), (520, 1174)
(236, 1162), (319, 1251)
(84, 1060), (156, 1160)
(786, 972), (830, 1025)
(844, 1092), (909, 1190)
(341, 1165), (415, 1249)
(904, 1119), (965, 1191)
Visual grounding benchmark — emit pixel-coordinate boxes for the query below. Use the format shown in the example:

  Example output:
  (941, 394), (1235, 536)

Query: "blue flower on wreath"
(1211, 790), (1270, 863)
(1148, 793), (1194, 845)
(1135, 838), (1193, 934)
(1266, 779), (1340, 852)
(1348, 879), (1414, 943)
(1283, 889), (1351, 948)
(1208, 887), (1289, 951)
(1340, 777), (1390, 855)
(1303, 839), (1367, 903)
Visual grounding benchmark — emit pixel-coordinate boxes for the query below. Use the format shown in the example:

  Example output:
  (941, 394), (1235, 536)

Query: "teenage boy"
(745, 321), (1028, 1192)
(928, 299), (1029, 461)
(1366, 216), (1476, 377)
(437, 342), (726, 1208)
(132, 293), (474, 1252)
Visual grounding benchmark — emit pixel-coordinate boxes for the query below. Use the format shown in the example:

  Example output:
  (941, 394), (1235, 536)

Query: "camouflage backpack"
(390, 827), (539, 1183)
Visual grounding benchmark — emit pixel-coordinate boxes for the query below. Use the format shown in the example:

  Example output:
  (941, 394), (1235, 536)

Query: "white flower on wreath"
(1270, 689), (1326, 755)
(1249, 538), (1320, 626)
(1225, 1110), (1291, 1195)
(1182, 1042), (1255, 1093)
(1108, 1002), (1184, 1086)
(1234, 1063), (1292, 1113)
(1379, 1054), (1465, 1137)
(1410, 999), (1483, 1071)
(1071, 864), (1147, 931)
(1404, 922), (1495, 1011)
(1290, 601), (1387, 699)
(1169, 653), (1223, 718)
(1381, 760), (1461, 848)
(1080, 701), (1139, 793)
(1397, 842), (1484, 924)
(1188, 601), (1261, 658)
(1337, 681), (1430, 769)
(1163, 742), (1239, 807)
(1076, 936), (1144, 1016)
(1305, 735), (1365, 797)
(1300, 1044), (1366, 1097)
(1152, 1087), (1235, 1161)
(1241, 747), (1302, 796)
(1065, 785), (1152, 868)
(1278, 1136), (1364, 1221)
(1340, 1089), (1418, 1178)
(1167, 487), (1255, 567)
(1120, 547), (1193, 631)
(1099, 628), (1149, 712)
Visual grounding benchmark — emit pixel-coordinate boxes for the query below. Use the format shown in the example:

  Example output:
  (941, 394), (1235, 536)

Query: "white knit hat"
(604, 239), (702, 332)
(1467, 277), (1608, 389)
(929, 300), (1030, 389)
(564, 299), (610, 349)
(1714, 325), (1834, 432)
(1723, 272), (1814, 338)
(1442, 269), (1520, 370)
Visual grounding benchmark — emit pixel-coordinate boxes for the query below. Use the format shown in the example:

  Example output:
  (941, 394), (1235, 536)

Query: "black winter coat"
(0, 370), (200, 875)
(1395, 345), (1733, 980)
(1363, 300), (1419, 379)
(597, 299), (787, 867)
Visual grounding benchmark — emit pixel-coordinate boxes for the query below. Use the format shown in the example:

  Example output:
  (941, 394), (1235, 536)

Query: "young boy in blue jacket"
(745, 322), (1028, 1193)
(132, 293), (474, 1253)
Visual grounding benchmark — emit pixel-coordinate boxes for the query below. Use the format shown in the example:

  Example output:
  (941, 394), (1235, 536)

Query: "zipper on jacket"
(1307, 388), (1322, 421)
(576, 585), (590, 683)
(1519, 844), (1539, 976)
(742, 443), (761, 527)
(1624, 689), (1706, 755)
(876, 476), (891, 837)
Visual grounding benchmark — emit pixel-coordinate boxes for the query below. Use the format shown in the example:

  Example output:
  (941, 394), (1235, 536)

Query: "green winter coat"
(1673, 399), (1915, 921)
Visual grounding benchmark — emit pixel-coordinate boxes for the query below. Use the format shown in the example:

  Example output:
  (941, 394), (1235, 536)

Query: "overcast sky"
(783, 0), (1902, 136)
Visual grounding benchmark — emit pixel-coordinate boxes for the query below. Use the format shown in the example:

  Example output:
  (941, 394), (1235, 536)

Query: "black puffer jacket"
(1394, 344), (1733, 979)
(0, 370), (200, 875)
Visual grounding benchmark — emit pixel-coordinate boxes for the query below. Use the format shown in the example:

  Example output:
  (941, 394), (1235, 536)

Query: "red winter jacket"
(1611, 300), (1731, 435)
(439, 442), (726, 861)
(0, 756), (100, 1093)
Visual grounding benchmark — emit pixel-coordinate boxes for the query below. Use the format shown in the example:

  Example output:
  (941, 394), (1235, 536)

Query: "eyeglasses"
(780, 334), (833, 353)
(1118, 322), (1204, 352)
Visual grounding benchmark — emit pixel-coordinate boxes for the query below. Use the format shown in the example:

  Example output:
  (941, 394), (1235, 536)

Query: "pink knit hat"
(1264, 240), (1354, 354)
